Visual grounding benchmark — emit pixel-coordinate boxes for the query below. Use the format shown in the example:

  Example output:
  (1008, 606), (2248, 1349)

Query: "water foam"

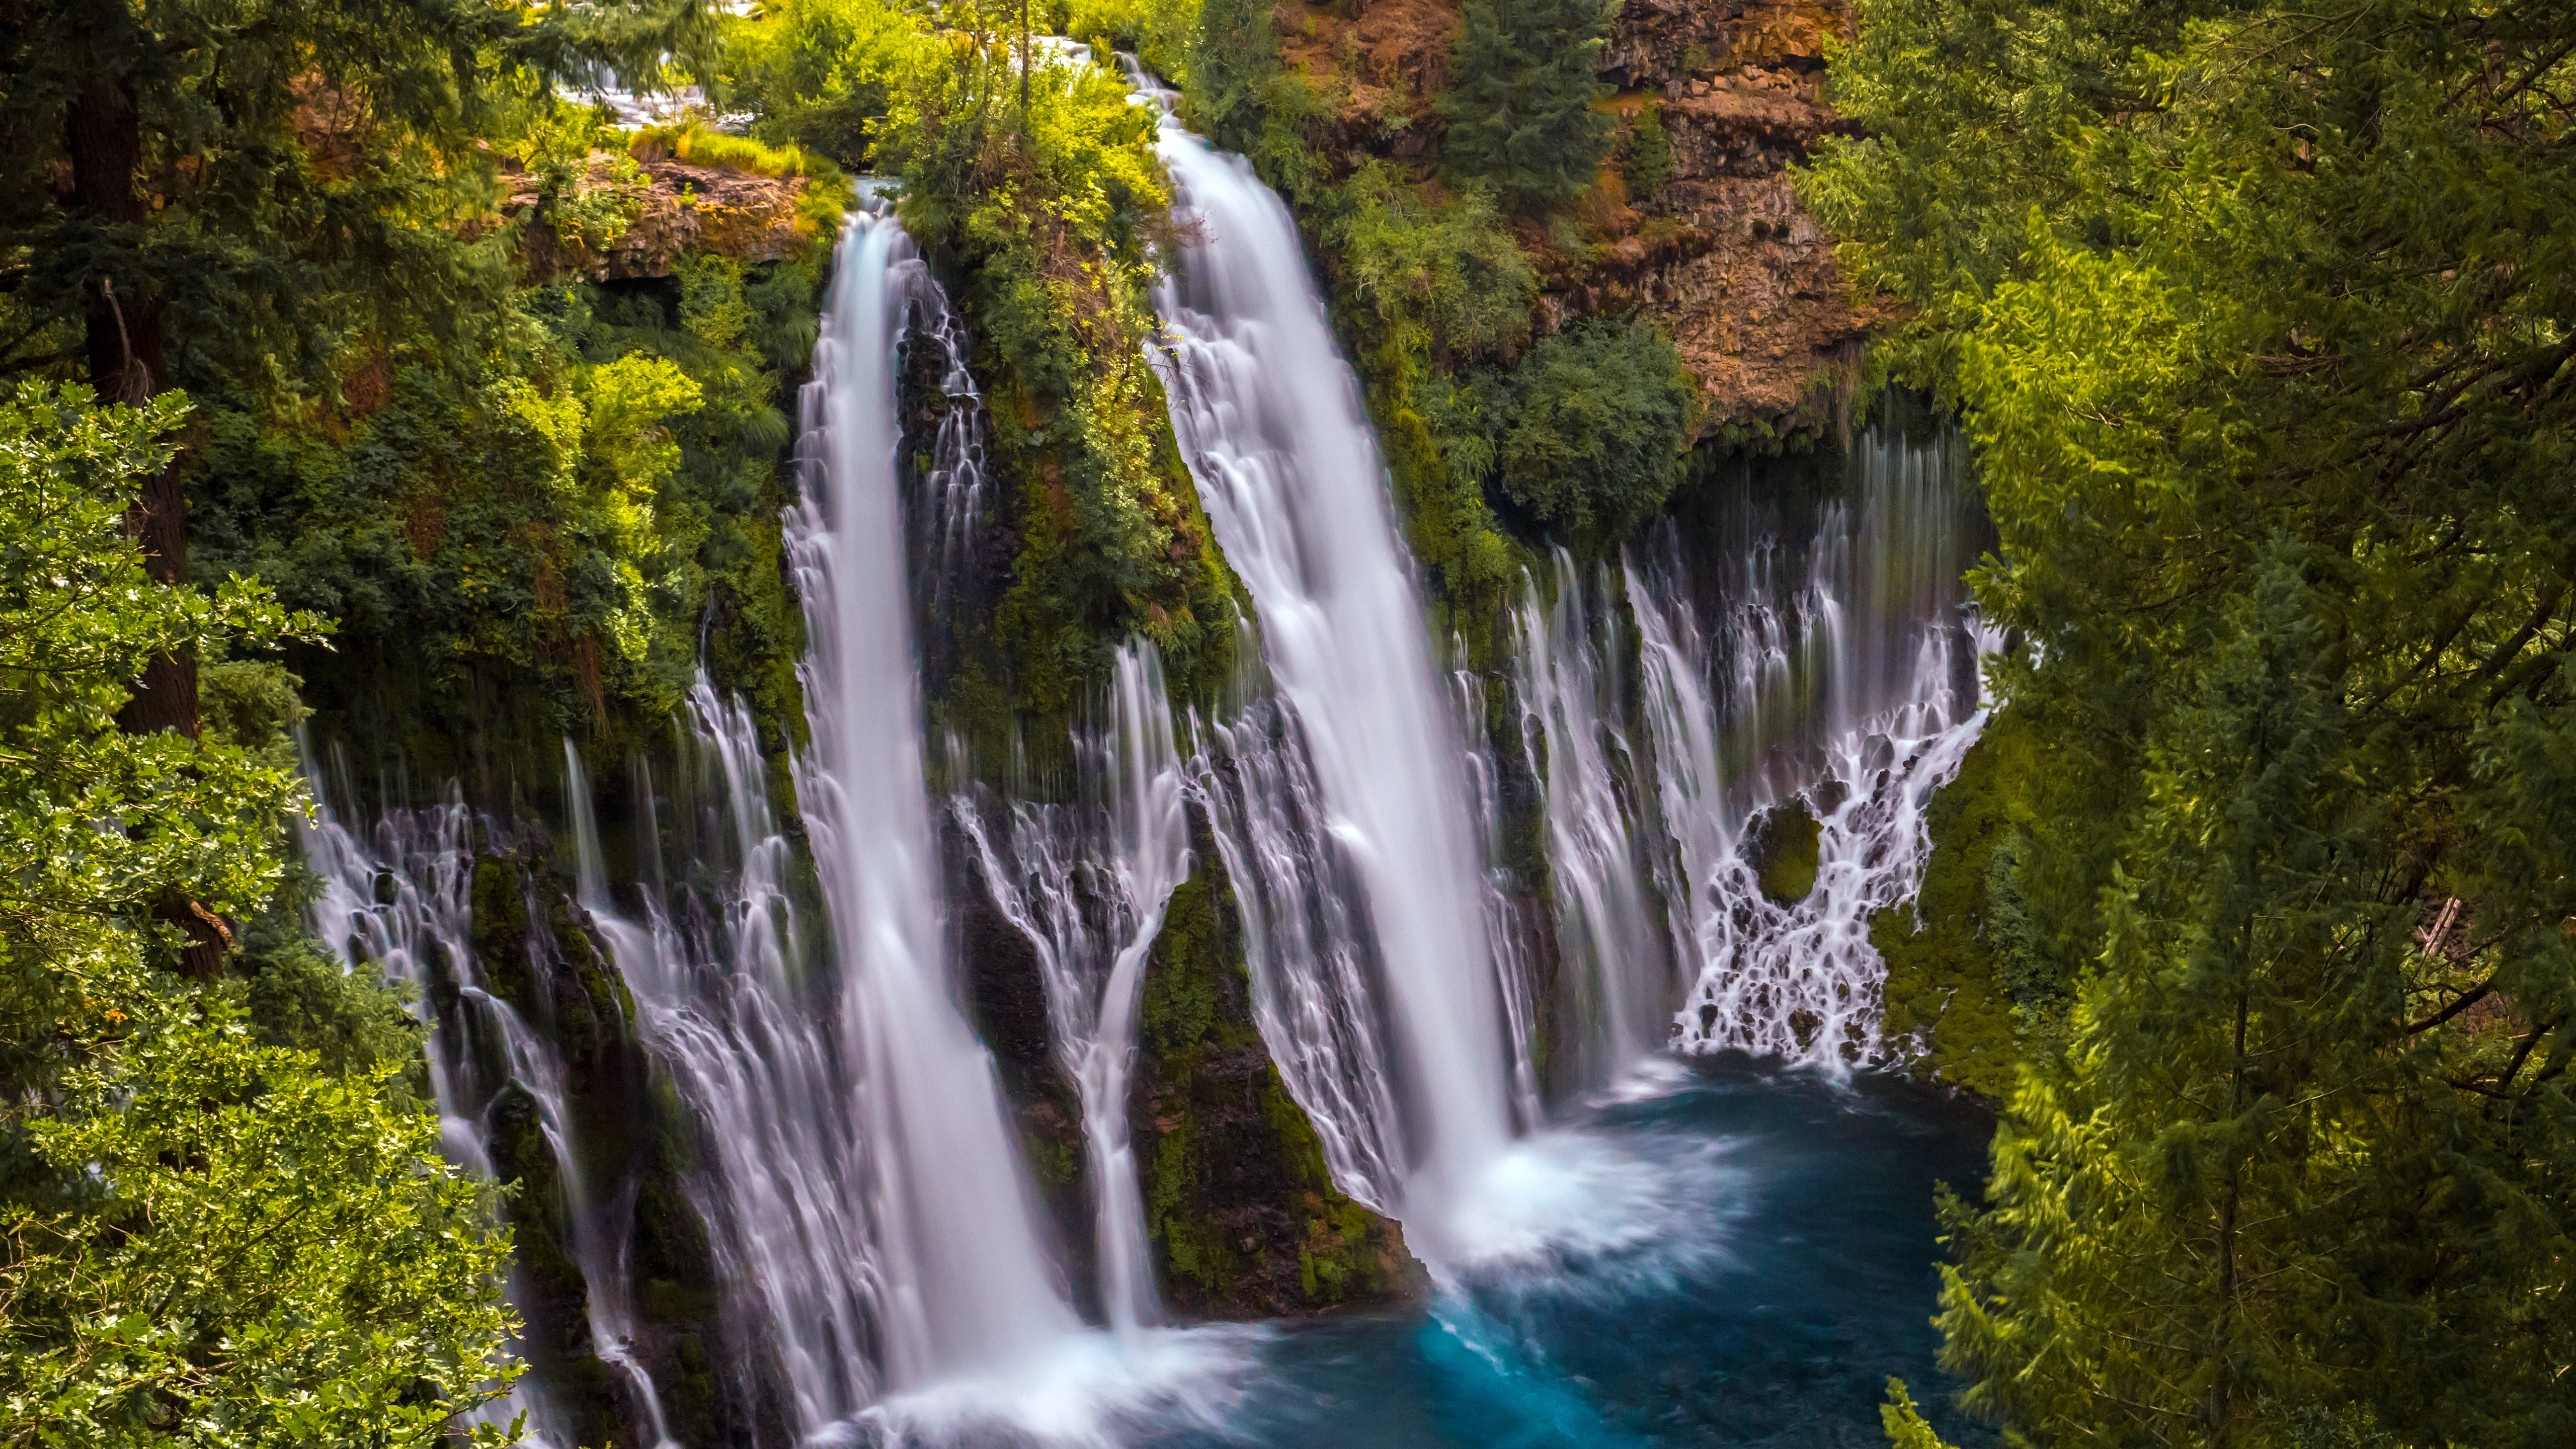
(836, 1326), (1262, 1448)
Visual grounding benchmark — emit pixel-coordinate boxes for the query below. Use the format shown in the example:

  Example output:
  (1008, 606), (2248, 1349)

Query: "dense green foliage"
(5, 1018), (516, 1447)
(885, 37), (1245, 751)
(0, 0), (688, 389)
(1807, 1), (2576, 1443)
(1436, 0), (1617, 210)
(0, 388), (312, 1047)
(717, 0), (923, 168)
(193, 246), (825, 765)
(1485, 319), (1695, 536)
(1307, 163), (1531, 633)
(0, 388), (514, 1445)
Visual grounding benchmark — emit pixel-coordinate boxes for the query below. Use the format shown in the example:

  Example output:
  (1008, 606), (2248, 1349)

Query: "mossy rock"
(1131, 802), (1418, 1318)
(1871, 707), (2043, 1100)
(1749, 800), (1822, 905)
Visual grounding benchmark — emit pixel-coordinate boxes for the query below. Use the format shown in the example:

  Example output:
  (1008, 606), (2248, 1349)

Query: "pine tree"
(1804, 2), (2576, 1442)
(1436, 0), (1616, 210)
(1623, 100), (1674, 200)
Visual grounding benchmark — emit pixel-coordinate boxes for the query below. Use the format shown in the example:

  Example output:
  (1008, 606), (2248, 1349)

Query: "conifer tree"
(1436, 0), (1616, 210)
(1805, 2), (2576, 1442)
(1624, 100), (1673, 200)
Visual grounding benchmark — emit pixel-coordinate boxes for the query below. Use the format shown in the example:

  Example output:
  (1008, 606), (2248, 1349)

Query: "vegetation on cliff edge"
(1806, 1), (2576, 1443)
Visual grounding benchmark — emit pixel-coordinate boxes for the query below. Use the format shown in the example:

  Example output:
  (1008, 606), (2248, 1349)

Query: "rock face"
(1600, 0), (1852, 89)
(1618, 21), (1877, 435)
(1275, 0), (1874, 436)
(504, 156), (814, 282)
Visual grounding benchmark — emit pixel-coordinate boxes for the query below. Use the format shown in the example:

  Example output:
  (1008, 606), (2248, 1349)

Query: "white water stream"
(1136, 74), (1517, 1261)
(955, 641), (1192, 1337)
(788, 208), (1082, 1386)
(298, 773), (674, 1449)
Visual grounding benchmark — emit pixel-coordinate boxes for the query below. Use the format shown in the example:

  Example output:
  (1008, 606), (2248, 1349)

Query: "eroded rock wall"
(1274, 0), (1875, 437)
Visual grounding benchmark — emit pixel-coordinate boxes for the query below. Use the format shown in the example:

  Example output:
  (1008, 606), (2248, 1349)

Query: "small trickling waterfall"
(557, 687), (882, 1435)
(1513, 430), (1993, 1072)
(299, 775), (673, 1449)
(954, 641), (1191, 1336)
(787, 207), (1083, 1385)
(1138, 78), (1518, 1255)
(1184, 660), (1408, 1212)
(1511, 555), (1675, 1085)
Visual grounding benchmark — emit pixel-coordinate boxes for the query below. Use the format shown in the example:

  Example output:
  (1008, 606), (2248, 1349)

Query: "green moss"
(1870, 706), (2044, 1099)
(470, 856), (536, 1010)
(1752, 801), (1822, 905)
(1132, 813), (1413, 1317)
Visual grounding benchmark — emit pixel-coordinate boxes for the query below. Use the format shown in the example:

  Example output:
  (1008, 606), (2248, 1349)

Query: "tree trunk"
(68, 66), (223, 981)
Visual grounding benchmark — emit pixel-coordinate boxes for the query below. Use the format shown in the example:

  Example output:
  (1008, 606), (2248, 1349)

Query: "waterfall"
(1633, 431), (1990, 1066)
(1183, 658), (1408, 1212)
(1511, 554), (1675, 1085)
(954, 642), (1191, 1336)
(786, 207), (1082, 1385)
(1139, 92), (1517, 1250)
(297, 773), (669, 1448)
(557, 691), (887, 1434)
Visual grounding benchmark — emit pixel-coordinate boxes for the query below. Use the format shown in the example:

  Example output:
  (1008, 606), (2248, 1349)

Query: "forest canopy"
(1805, 1), (2576, 1444)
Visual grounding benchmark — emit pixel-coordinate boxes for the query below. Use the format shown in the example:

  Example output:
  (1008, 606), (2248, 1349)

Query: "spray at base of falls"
(1135, 70), (1519, 1265)
(954, 641), (1192, 1338)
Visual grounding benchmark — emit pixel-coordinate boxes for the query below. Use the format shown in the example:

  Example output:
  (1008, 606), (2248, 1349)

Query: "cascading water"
(787, 206), (1082, 1387)
(298, 769), (671, 1448)
(1511, 555), (1676, 1084)
(954, 641), (1191, 1337)
(557, 697), (887, 1435)
(287, 53), (2003, 1444)
(1135, 73), (1516, 1252)
(1616, 429), (1989, 1066)
(1183, 650), (1408, 1213)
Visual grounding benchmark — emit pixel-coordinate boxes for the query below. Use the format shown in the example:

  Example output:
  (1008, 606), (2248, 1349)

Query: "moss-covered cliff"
(468, 852), (767, 1449)
(1869, 706), (2060, 1102)
(1132, 805), (1418, 1316)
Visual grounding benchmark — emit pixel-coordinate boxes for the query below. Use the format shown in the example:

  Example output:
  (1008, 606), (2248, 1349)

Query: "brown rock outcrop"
(1278, 0), (1873, 437)
(1622, 61), (1878, 431)
(504, 155), (815, 282)
(1603, 0), (1850, 90)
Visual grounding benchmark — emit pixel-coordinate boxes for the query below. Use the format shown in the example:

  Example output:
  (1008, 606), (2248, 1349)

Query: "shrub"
(1321, 162), (1536, 364)
(716, 0), (921, 169)
(1493, 318), (1694, 534)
